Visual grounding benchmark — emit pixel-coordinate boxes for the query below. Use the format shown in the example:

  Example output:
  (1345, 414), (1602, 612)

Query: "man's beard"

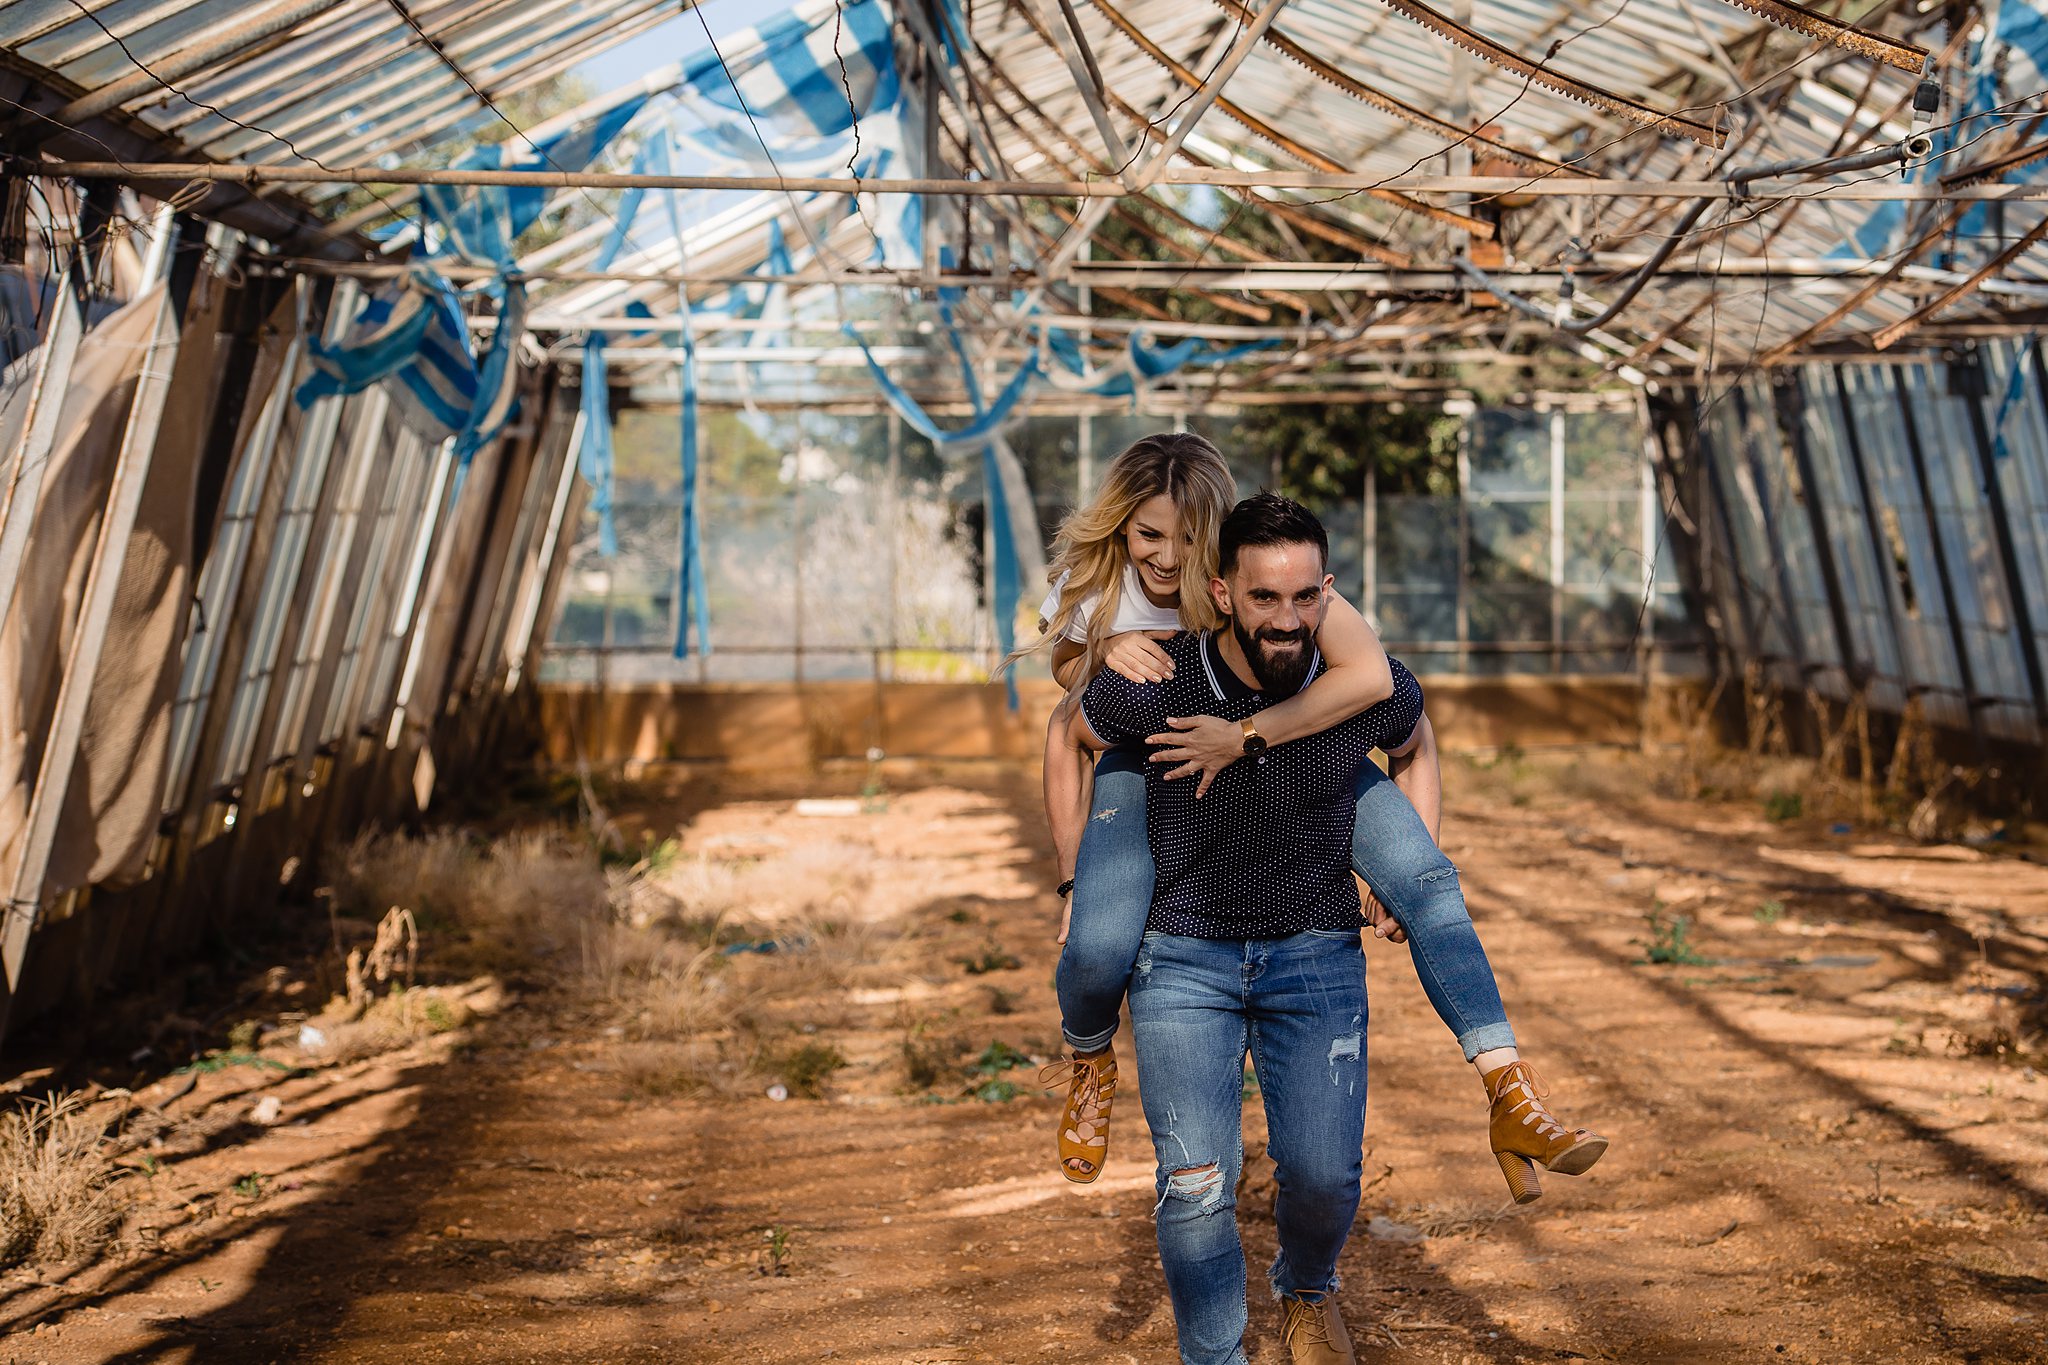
(1231, 616), (1314, 695)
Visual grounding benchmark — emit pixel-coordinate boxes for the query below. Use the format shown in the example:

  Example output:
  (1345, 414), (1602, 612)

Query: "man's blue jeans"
(1057, 748), (1516, 1059)
(1129, 929), (1368, 1365)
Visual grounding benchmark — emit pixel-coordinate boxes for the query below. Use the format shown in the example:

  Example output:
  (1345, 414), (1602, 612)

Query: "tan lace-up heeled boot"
(1279, 1291), (1356, 1365)
(1038, 1050), (1117, 1183)
(1482, 1060), (1608, 1203)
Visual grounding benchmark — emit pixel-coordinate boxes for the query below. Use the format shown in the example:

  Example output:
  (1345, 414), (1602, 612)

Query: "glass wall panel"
(544, 397), (1684, 682)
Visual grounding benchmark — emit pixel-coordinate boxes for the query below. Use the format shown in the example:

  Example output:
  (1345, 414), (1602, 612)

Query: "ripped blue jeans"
(1056, 747), (1516, 1059)
(1129, 928), (1368, 1365)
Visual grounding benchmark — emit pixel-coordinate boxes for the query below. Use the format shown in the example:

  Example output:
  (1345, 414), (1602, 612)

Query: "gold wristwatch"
(1240, 718), (1268, 757)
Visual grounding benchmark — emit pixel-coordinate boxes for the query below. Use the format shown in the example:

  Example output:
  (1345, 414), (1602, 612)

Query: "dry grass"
(316, 981), (496, 1065)
(324, 814), (895, 1096)
(0, 1093), (124, 1270)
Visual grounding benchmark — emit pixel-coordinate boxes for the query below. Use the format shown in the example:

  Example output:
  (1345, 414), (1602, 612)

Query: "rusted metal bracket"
(1718, 0), (1927, 72)
(1088, 0), (1494, 236)
(1369, 0), (1727, 146)
(1208, 0), (1595, 180)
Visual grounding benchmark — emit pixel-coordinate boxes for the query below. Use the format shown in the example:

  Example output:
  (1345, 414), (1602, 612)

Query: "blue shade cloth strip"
(296, 93), (647, 472)
(1836, 0), (2048, 260)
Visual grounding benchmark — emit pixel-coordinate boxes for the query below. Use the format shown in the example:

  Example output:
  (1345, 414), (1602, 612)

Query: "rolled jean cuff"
(1062, 1018), (1119, 1053)
(1268, 1260), (1340, 1300)
(1455, 1021), (1518, 1062)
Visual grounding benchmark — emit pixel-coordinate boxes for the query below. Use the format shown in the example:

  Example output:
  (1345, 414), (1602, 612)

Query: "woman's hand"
(1103, 630), (1178, 684)
(1145, 713), (1246, 798)
(1363, 889), (1408, 944)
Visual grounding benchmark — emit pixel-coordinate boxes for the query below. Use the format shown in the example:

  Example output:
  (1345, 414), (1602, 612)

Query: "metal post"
(0, 211), (193, 1030)
(1077, 409), (1093, 504)
(320, 427), (436, 779)
(886, 408), (901, 682)
(506, 409), (585, 692)
(1549, 407), (1565, 673)
(1828, 366), (1913, 696)
(166, 281), (317, 842)
(283, 386), (396, 791)
(1956, 344), (2048, 726)
(1892, 370), (1985, 742)
(1455, 420), (1471, 674)
(1363, 459), (1377, 625)
(0, 186), (98, 630)
(1636, 392), (1660, 711)
(371, 439), (458, 758)
(1771, 373), (1861, 687)
(792, 423), (806, 684)
(1728, 382), (1812, 674)
(229, 341), (361, 819)
(1688, 389), (1761, 665)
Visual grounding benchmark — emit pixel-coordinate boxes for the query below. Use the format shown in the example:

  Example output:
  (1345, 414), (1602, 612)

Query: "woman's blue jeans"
(1056, 747), (1516, 1060)
(1128, 929), (1368, 1365)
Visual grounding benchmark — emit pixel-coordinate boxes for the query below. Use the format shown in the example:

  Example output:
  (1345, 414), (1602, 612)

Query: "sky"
(572, 0), (761, 100)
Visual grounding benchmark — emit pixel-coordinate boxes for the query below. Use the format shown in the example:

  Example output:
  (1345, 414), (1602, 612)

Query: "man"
(1073, 493), (1426, 1365)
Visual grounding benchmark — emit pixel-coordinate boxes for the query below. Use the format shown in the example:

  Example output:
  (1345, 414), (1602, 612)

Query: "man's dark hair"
(1218, 492), (1328, 576)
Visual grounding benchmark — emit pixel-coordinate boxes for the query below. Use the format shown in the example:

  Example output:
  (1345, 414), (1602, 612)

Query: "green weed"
(176, 1051), (291, 1076)
(774, 1041), (847, 1098)
(1639, 911), (1709, 966)
(758, 1224), (793, 1276)
(966, 1040), (1031, 1102)
(959, 942), (1021, 975)
(1763, 791), (1804, 823)
(1754, 900), (1786, 925)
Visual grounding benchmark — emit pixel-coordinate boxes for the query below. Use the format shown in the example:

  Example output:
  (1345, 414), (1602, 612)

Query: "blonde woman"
(1022, 432), (1604, 1203)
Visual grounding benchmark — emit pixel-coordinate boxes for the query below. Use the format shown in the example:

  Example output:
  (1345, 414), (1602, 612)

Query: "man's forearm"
(1387, 714), (1442, 842)
(1251, 594), (1393, 745)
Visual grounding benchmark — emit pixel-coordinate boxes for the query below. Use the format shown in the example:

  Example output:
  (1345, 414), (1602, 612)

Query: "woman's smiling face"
(1125, 492), (1190, 606)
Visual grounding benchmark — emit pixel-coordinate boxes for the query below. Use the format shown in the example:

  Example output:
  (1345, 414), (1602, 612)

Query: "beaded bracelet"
(1056, 878), (1075, 898)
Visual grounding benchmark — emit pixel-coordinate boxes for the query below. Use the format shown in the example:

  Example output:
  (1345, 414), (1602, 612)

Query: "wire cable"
(55, 0), (415, 231)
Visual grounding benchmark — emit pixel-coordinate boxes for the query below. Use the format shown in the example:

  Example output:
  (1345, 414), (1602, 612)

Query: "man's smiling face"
(1210, 541), (1332, 694)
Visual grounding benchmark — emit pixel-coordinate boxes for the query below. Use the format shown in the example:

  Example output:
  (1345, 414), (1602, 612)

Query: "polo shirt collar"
(1199, 630), (1324, 703)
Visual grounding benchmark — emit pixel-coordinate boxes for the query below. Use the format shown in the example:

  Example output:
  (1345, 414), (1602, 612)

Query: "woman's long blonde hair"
(1006, 432), (1237, 680)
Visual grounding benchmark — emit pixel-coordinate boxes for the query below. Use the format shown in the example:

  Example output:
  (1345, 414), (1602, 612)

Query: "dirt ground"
(3, 750), (2046, 1364)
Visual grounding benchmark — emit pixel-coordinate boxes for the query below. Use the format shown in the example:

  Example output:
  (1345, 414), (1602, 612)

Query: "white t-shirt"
(1038, 564), (1182, 644)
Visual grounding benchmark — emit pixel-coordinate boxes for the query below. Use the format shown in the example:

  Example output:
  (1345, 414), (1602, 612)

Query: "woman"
(1016, 431), (1604, 1204)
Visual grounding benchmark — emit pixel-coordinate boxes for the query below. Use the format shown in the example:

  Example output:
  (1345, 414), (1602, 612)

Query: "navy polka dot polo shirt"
(1081, 633), (1424, 940)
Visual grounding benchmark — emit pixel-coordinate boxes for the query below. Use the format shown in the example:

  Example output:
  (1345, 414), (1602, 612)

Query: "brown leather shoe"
(1038, 1049), (1117, 1183)
(1483, 1059), (1608, 1203)
(1279, 1291), (1355, 1365)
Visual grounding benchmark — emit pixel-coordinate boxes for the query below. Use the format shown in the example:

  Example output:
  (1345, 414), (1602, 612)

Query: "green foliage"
(970, 1041), (1029, 1077)
(1754, 899), (1786, 925)
(1763, 791), (1804, 823)
(966, 1040), (1030, 1102)
(758, 1224), (793, 1276)
(959, 942), (1021, 975)
(611, 408), (789, 499)
(1638, 911), (1708, 966)
(775, 1042), (847, 1098)
(176, 1051), (291, 1076)
(231, 1174), (265, 1199)
(1238, 403), (1463, 500)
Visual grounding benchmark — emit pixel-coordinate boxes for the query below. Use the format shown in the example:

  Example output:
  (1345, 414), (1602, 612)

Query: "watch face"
(1243, 733), (1269, 756)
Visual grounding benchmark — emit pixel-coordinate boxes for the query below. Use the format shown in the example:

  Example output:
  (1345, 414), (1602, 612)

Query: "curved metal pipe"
(1457, 136), (1935, 336)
